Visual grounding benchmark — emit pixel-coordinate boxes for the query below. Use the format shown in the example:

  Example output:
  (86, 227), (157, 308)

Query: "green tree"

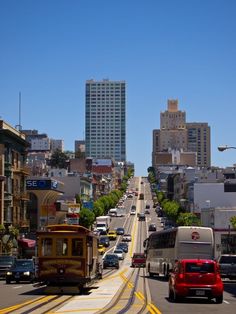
(230, 216), (236, 229)
(79, 208), (95, 229)
(1, 225), (19, 254)
(177, 213), (201, 226)
(93, 200), (104, 217)
(157, 191), (165, 203)
(162, 200), (180, 222)
(50, 149), (69, 168)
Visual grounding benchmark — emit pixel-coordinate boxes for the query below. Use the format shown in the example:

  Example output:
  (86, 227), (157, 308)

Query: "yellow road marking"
(148, 302), (162, 314)
(0, 295), (56, 314)
(119, 272), (162, 314)
(47, 308), (102, 313)
(130, 218), (137, 257)
(100, 268), (128, 281)
(135, 291), (145, 300)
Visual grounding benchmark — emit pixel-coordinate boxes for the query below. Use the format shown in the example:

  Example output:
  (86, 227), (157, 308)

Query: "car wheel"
(148, 264), (154, 278)
(215, 295), (223, 304)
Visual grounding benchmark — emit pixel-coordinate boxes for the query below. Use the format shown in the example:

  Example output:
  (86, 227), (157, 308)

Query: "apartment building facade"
(0, 120), (30, 229)
(85, 79), (126, 162)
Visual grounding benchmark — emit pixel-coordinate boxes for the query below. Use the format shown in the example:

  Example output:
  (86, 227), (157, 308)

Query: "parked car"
(122, 234), (132, 242)
(103, 253), (119, 269)
(148, 223), (157, 231)
(0, 255), (16, 279)
(107, 230), (117, 241)
(145, 204), (150, 209)
(116, 242), (129, 253)
(218, 254), (236, 280)
(144, 209), (150, 214)
(6, 259), (35, 284)
(168, 259), (224, 303)
(99, 236), (110, 247)
(131, 253), (146, 268)
(113, 249), (125, 260)
(116, 227), (125, 235)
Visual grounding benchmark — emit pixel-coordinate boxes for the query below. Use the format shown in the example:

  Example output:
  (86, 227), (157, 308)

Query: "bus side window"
(72, 239), (83, 256)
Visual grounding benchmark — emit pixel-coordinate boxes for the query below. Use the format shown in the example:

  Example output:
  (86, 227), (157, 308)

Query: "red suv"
(169, 259), (223, 303)
(131, 253), (146, 268)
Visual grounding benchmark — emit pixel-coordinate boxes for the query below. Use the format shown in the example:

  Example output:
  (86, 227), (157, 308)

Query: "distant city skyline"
(1, 1), (236, 175)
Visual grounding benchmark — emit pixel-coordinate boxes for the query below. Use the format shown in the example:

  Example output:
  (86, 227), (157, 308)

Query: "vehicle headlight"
(23, 271), (30, 276)
(6, 272), (12, 275)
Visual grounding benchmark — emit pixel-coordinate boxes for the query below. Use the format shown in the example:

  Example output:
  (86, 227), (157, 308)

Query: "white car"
(122, 234), (132, 242)
(113, 249), (125, 260)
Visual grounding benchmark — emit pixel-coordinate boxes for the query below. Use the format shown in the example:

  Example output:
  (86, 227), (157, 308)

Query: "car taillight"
(176, 272), (185, 283)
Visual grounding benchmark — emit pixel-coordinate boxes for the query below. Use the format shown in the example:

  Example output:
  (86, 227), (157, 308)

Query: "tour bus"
(144, 226), (214, 278)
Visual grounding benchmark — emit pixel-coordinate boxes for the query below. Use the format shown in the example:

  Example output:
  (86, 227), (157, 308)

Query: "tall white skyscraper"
(85, 79), (126, 162)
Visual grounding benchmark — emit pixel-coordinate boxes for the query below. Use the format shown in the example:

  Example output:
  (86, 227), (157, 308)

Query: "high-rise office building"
(85, 79), (126, 162)
(186, 122), (211, 167)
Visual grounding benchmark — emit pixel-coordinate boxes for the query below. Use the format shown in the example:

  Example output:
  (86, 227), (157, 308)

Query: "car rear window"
(185, 262), (215, 273)
(133, 254), (145, 259)
(105, 255), (118, 260)
(219, 256), (236, 263)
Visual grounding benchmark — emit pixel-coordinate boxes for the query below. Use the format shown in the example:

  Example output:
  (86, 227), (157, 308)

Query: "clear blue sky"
(1, 0), (236, 176)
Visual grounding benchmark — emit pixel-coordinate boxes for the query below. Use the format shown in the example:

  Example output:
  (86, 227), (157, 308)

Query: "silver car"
(113, 249), (124, 260)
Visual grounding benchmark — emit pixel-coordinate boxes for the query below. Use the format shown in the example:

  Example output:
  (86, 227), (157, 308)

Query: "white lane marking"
(223, 300), (230, 304)
(13, 285), (23, 289)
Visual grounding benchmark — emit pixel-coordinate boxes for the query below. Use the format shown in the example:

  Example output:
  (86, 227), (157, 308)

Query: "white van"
(109, 208), (118, 217)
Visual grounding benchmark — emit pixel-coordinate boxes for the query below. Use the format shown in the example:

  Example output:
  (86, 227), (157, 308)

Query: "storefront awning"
(18, 238), (36, 248)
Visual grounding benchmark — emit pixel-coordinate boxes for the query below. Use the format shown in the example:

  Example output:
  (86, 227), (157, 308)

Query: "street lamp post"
(218, 145), (236, 152)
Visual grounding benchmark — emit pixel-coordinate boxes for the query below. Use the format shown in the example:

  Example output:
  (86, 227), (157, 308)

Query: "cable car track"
(0, 295), (74, 314)
(98, 203), (150, 314)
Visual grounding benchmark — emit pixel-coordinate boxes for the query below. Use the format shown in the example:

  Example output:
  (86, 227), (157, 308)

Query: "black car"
(6, 259), (35, 284)
(148, 223), (157, 231)
(103, 254), (119, 269)
(99, 236), (110, 247)
(138, 213), (145, 221)
(116, 227), (125, 235)
(116, 242), (129, 253)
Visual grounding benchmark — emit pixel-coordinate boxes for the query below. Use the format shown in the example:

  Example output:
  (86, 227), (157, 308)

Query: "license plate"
(195, 290), (205, 296)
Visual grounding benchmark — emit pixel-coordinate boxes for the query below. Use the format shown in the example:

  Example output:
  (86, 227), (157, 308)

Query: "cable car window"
(56, 238), (68, 256)
(72, 239), (83, 256)
(41, 238), (53, 256)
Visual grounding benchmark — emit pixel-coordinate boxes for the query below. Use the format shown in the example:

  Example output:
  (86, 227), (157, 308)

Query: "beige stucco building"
(152, 100), (210, 169)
